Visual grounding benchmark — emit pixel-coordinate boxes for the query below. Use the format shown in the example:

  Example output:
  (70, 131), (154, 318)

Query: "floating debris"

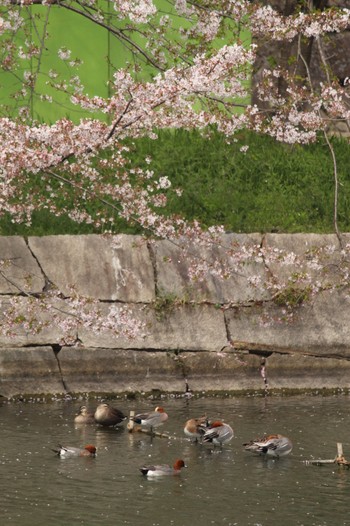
(304, 443), (350, 468)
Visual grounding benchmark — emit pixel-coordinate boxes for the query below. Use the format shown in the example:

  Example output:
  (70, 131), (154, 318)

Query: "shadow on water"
(2, 395), (350, 525)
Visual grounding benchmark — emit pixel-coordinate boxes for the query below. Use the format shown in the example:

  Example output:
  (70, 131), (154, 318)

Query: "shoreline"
(2, 386), (350, 404)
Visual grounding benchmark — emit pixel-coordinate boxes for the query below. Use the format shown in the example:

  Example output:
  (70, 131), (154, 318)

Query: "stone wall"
(1, 233), (350, 399)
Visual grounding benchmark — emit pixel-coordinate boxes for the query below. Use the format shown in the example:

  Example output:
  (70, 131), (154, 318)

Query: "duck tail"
(51, 444), (63, 455)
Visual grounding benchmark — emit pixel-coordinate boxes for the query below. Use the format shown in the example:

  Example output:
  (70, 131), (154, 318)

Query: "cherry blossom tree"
(1, 0), (350, 341)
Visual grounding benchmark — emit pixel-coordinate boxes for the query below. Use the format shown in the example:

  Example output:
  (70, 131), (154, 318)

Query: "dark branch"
(8, 0), (166, 71)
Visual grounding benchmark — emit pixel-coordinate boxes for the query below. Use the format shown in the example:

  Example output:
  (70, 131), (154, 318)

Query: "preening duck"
(184, 416), (209, 442)
(202, 421), (234, 446)
(243, 434), (293, 458)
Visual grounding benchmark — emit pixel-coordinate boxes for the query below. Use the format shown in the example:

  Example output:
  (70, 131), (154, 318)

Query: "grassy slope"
(124, 130), (350, 234)
(1, 129), (350, 236)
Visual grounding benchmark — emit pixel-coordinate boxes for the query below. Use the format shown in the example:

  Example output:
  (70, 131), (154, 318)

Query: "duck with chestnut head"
(184, 415), (209, 442)
(132, 406), (168, 433)
(140, 459), (186, 477)
(52, 444), (96, 457)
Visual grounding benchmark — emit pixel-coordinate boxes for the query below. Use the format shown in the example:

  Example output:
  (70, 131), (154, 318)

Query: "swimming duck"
(243, 434), (293, 458)
(133, 406), (168, 433)
(94, 403), (126, 427)
(202, 421), (234, 446)
(74, 405), (95, 425)
(52, 444), (96, 457)
(140, 459), (186, 477)
(184, 416), (209, 442)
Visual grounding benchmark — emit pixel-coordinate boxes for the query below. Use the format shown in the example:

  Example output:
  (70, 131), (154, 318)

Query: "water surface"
(1, 395), (350, 525)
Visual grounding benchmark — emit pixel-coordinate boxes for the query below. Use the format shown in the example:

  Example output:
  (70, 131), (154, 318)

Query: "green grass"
(1, 129), (350, 236)
(122, 129), (350, 234)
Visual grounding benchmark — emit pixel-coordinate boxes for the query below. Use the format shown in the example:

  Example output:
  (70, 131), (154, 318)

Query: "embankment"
(1, 233), (350, 399)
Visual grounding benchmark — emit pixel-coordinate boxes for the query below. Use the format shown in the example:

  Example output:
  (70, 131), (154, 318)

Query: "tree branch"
(9, 0), (166, 71)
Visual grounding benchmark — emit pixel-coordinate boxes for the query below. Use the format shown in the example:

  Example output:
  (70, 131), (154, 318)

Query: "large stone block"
(0, 347), (64, 398)
(154, 233), (268, 304)
(0, 236), (45, 294)
(57, 347), (264, 394)
(264, 233), (340, 255)
(57, 347), (186, 394)
(177, 350), (264, 392)
(28, 234), (155, 302)
(0, 296), (76, 348)
(263, 233), (344, 288)
(226, 288), (350, 357)
(264, 352), (350, 390)
(78, 303), (228, 352)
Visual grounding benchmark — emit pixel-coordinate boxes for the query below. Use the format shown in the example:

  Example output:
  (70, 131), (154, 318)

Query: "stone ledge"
(0, 347), (64, 398)
(57, 348), (265, 394)
(57, 347), (186, 394)
(265, 353), (350, 390)
(2, 347), (349, 398)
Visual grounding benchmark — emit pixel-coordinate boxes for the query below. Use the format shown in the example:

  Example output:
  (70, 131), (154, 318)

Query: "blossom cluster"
(113, 0), (157, 23)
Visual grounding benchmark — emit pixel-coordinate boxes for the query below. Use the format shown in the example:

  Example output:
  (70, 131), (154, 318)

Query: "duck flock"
(52, 402), (293, 477)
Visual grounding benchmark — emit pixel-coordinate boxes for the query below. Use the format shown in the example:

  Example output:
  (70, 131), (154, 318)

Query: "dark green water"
(1, 395), (350, 525)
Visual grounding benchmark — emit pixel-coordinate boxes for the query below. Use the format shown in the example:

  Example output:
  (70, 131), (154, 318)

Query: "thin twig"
(298, 34), (343, 247)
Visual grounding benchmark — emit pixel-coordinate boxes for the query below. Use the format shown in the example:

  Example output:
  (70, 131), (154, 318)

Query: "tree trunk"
(252, 1), (350, 108)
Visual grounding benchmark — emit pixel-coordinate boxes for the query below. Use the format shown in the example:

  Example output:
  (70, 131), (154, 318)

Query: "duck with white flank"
(52, 444), (96, 457)
(243, 434), (293, 458)
(202, 421), (234, 447)
(74, 405), (95, 425)
(140, 459), (186, 477)
(94, 403), (126, 427)
(184, 416), (209, 442)
(133, 406), (168, 433)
